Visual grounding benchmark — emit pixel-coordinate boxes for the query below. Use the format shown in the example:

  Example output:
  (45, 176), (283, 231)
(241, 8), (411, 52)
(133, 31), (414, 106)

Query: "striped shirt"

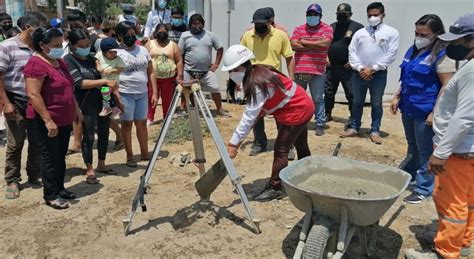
(0, 35), (33, 96)
(291, 22), (333, 75)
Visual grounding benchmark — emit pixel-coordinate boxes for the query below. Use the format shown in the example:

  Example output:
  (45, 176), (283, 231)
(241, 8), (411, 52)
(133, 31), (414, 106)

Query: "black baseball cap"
(100, 37), (120, 52)
(251, 8), (272, 23)
(336, 3), (352, 13)
(438, 13), (474, 41)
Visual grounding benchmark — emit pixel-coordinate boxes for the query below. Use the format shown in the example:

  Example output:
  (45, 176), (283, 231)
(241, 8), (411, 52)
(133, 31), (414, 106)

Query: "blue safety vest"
(399, 46), (446, 119)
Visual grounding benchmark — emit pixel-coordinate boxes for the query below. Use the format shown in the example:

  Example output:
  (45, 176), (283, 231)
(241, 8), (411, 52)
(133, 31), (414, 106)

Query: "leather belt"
(452, 153), (474, 160)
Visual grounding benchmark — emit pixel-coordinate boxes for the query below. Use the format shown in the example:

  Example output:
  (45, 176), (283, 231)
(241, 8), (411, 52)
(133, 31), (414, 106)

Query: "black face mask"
(446, 44), (471, 60)
(255, 24), (268, 35)
(123, 35), (136, 47)
(156, 31), (168, 41)
(2, 24), (12, 31)
(337, 14), (349, 23)
(190, 26), (203, 35)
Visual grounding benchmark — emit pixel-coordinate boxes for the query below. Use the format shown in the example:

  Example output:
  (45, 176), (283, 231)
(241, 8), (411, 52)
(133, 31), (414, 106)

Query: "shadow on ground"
(128, 199), (254, 235)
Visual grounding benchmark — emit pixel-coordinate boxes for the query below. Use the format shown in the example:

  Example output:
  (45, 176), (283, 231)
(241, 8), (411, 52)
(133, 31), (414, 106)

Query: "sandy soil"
(0, 103), (469, 258)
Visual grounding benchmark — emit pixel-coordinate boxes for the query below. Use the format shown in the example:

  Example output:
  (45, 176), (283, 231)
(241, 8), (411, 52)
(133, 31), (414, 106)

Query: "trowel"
(194, 159), (227, 199)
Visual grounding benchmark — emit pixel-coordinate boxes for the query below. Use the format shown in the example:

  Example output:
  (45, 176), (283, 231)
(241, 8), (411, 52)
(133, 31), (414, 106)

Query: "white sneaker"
(147, 119), (153, 126)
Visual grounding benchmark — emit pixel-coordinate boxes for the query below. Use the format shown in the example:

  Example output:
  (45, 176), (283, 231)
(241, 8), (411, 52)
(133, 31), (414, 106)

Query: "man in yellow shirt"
(240, 8), (294, 156)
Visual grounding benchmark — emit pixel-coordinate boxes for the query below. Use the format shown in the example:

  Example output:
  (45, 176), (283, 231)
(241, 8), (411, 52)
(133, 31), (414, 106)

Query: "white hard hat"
(221, 44), (255, 71)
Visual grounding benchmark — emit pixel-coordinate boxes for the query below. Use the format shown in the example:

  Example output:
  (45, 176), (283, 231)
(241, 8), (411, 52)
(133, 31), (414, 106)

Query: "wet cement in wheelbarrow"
(297, 171), (399, 199)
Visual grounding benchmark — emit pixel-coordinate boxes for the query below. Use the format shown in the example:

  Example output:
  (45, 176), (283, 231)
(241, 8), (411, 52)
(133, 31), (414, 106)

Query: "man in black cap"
(404, 12), (474, 259)
(324, 3), (363, 125)
(240, 8), (294, 157)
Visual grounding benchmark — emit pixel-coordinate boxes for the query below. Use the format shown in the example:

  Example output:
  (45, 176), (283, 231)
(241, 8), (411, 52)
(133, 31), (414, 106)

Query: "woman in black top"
(64, 29), (118, 184)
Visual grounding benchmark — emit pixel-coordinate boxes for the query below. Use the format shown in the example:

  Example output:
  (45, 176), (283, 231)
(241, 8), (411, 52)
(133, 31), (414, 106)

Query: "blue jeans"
(350, 71), (387, 133)
(401, 113), (434, 196)
(294, 73), (326, 128)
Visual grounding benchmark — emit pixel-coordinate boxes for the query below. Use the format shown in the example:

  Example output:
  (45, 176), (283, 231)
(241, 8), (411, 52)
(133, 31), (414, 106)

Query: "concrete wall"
(193, 0), (473, 101)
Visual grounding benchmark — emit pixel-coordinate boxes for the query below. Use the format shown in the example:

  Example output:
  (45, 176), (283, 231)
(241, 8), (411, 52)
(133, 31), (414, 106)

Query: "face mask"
(75, 47), (90, 57)
(158, 0), (166, 9)
(368, 16), (382, 27)
(337, 14), (349, 23)
(123, 35), (136, 47)
(171, 18), (184, 27)
(156, 31), (168, 41)
(414, 37), (432, 50)
(2, 24), (12, 31)
(446, 44), (471, 60)
(46, 47), (64, 60)
(230, 71), (245, 85)
(306, 16), (321, 27)
(254, 24), (268, 34)
(190, 27), (203, 35)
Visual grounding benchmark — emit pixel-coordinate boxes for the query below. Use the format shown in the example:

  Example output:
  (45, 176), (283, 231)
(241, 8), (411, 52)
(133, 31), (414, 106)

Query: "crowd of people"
(0, 1), (472, 258)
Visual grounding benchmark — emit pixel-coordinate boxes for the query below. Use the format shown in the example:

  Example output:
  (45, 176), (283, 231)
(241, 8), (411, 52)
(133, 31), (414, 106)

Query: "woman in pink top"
(24, 27), (82, 210)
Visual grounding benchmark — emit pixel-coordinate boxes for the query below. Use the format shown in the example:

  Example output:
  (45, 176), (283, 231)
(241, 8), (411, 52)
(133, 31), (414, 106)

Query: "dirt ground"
(0, 102), (470, 258)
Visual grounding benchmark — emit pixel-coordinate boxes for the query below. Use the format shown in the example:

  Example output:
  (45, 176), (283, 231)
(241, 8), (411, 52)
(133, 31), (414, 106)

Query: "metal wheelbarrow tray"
(280, 155), (411, 259)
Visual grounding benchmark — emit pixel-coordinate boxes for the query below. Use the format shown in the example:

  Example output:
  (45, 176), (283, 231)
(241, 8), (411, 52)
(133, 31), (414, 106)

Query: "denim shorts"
(120, 92), (148, 121)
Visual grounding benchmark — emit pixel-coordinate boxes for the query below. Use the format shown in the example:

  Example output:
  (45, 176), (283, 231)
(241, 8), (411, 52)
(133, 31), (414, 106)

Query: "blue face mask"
(75, 47), (90, 57)
(171, 18), (184, 27)
(158, 0), (166, 9)
(306, 16), (321, 27)
(46, 47), (64, 60)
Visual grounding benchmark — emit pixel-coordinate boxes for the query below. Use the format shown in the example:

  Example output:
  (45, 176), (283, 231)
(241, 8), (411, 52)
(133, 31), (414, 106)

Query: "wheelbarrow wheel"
(303, 223), (330, 259)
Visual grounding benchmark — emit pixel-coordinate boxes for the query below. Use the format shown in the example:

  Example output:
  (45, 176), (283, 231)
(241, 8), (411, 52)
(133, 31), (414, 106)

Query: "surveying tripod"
(122, 77), (261, 235)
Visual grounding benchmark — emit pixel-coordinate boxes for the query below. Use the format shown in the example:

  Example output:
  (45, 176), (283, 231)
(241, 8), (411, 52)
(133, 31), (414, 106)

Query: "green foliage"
(135, 4), (151, 24)
(168, 0), (187, 11)
(106, 4), (122, 18)
(83, 0), (108, 17)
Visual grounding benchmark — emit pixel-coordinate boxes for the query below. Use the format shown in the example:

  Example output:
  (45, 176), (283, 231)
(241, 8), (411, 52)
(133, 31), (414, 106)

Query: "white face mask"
(414, 37), (432, 50)
(230, 71), (245, 85)
(368, 15), (382, 27)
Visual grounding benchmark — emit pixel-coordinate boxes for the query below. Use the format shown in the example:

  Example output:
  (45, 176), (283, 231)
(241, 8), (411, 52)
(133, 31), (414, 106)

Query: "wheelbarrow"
(280, 148), (411, 259)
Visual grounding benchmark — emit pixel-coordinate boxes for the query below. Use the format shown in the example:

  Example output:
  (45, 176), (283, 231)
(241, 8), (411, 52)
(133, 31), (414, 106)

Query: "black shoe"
(59, 189), (76, 199)
(27, 178), (42, 187)
(254, 184), (286, 202)
(403, 192), (430, 204)
(249, 145), (266, 156)
(326, 115), (333, 122)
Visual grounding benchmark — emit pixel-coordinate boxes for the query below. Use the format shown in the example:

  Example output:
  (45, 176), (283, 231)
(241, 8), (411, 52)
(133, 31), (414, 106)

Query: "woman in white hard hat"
(222, 44), (315, 202)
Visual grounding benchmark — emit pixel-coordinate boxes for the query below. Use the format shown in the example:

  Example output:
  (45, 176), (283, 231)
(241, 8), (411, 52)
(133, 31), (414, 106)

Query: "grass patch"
(162, 117), (210, 144)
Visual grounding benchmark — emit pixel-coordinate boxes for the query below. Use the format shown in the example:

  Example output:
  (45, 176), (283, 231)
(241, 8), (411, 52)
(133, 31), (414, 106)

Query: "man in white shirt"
(143, 0), (172, 41)
(341, 2), (399, 144)
(405, 12), (474, 259)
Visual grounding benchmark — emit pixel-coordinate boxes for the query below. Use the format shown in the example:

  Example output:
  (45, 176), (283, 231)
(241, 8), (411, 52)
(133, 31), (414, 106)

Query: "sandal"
(66, 149), (80, 156)
(126, 158), (138, 168)
(86, 175), (100, 184)
(45, 198), (69, 209)
(96, 168), (117, 175)
(5, 182), (20, 199)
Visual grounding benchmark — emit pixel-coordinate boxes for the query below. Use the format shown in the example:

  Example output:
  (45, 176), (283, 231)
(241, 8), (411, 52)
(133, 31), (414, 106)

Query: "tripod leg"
(185, 93), (206, 175)
(194, 90), (261, 234)
(123, 87), (182, 235)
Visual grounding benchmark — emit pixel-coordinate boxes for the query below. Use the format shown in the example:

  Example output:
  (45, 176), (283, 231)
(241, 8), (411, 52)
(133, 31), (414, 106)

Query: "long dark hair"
(152, 23), (168, 39)
(415, 14), (446, 63)
(115, 21), (135, 42)
(68, 28), (90, 47)
(32, 27), (63, 52)
(242, 62), (286, 104)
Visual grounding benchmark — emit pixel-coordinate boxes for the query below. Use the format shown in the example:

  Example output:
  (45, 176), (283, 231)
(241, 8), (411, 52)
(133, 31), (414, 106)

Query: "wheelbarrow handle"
(332, 142), (342, 157)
